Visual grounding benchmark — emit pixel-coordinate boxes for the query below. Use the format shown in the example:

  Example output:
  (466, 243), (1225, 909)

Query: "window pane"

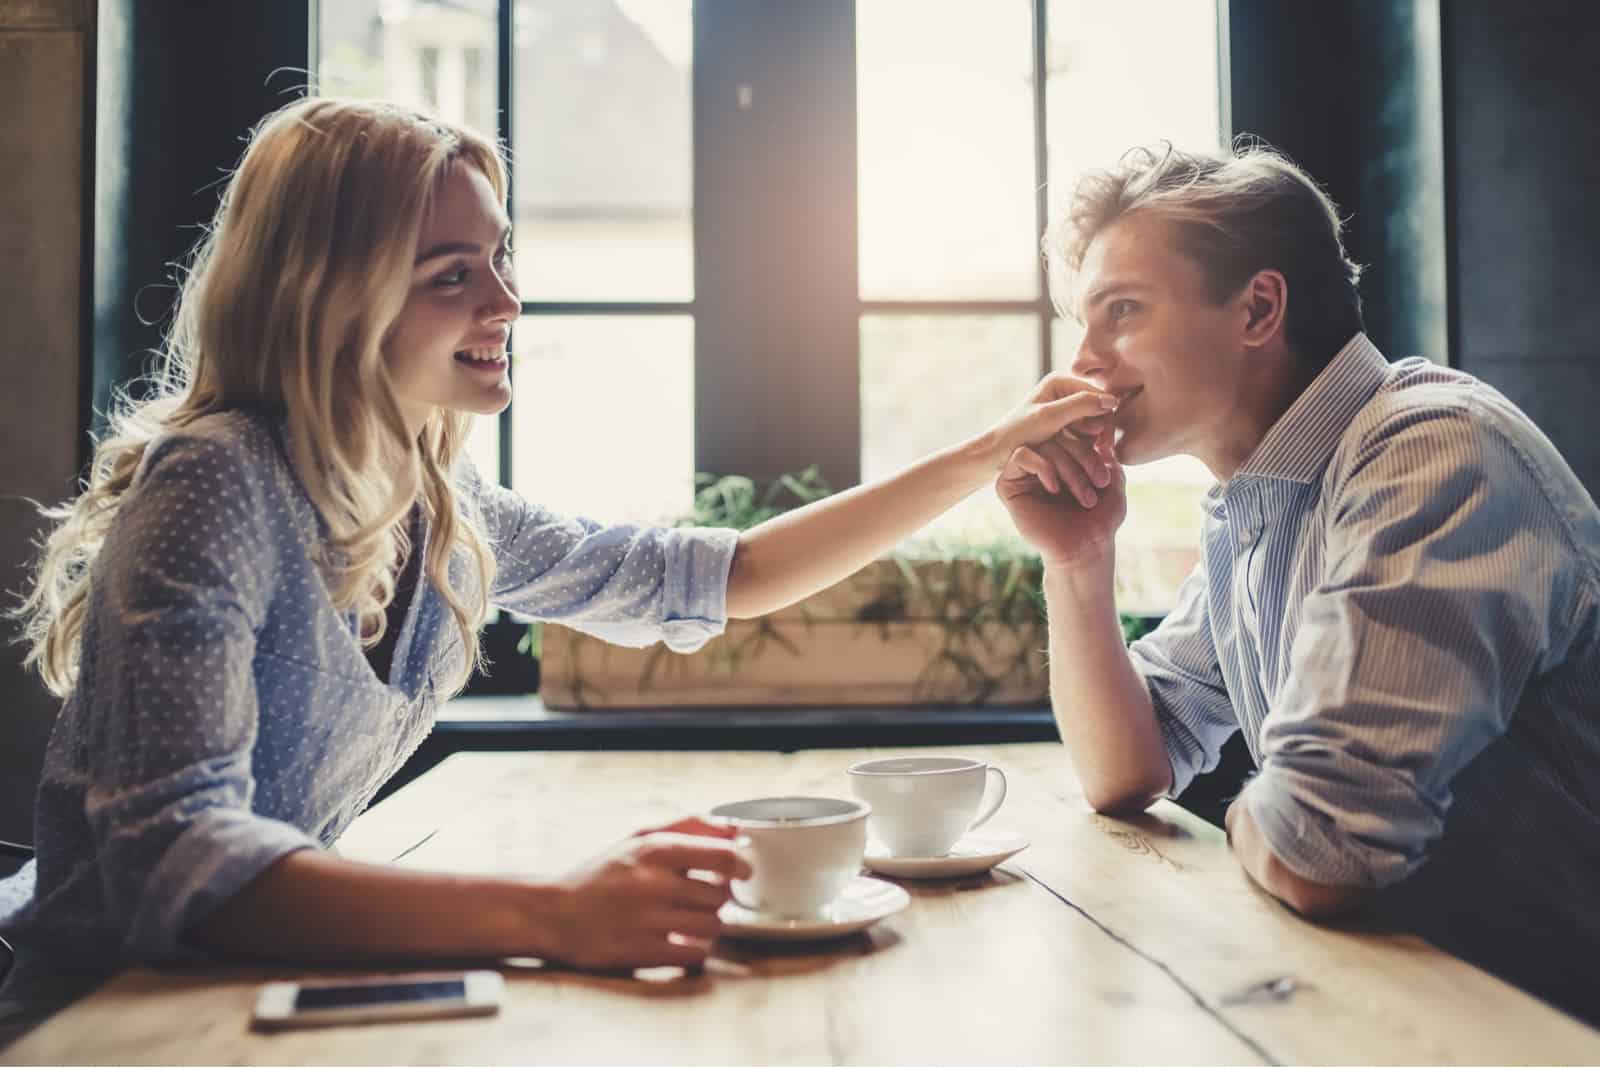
(862, 315), (1040, 544)
(511, 316), (693, 524)
(512, 1), (694, 301)
(318, 0), (498, 135)
(857, 0), (1038, 301)
(1045, 0), (1221, 200)
(463, 409), (501, 486)
(1051, 319), (1209, 613)
(1046, 1), (1219, 612)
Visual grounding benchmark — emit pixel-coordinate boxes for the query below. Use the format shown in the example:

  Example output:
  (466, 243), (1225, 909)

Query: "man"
(999, 142), (1600, 1024)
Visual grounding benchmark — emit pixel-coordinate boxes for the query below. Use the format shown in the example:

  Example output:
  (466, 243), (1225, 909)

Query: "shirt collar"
(1229, 332), (1392, 486)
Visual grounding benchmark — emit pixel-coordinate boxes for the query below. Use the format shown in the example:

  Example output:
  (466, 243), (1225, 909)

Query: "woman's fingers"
(666, 872), (738, 910)
(1031, 390), (1119, 439)
(637, 833), (752, 880)
(645, 906), (727, 941)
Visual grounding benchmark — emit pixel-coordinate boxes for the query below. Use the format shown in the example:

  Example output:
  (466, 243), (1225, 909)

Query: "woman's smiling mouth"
(454, 347), (507, 372)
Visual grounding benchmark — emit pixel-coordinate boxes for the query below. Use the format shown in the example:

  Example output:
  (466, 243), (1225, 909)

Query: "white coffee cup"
(847, 755), (1007, 858)
(707, 796), (869, 918)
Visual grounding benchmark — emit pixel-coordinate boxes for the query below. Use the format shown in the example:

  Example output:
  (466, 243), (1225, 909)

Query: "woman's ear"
(1240, 269), (1288, 349)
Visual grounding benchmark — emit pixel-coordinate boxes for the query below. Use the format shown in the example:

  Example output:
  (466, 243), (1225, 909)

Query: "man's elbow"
(1271, 860), (1369, 919)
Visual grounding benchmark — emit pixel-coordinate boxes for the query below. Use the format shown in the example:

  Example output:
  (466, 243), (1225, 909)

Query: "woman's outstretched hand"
(544, 819), (750, 972)
(982, 373), (1119, 492)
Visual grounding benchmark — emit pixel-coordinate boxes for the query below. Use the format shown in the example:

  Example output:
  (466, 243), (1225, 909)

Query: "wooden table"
(8, 744), (1599, 1065)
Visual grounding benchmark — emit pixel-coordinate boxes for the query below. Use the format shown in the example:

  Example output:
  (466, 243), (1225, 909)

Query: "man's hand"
(1225, 798), (1369, 919)
(996, 419), (1126, 569)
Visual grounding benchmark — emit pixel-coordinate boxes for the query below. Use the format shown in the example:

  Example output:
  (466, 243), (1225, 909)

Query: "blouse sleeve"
(461, 460), (738, 652)
(82, 432), (320, 960)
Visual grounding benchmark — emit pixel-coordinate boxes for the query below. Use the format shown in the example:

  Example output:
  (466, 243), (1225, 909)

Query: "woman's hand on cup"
(546, 828), (751, 972)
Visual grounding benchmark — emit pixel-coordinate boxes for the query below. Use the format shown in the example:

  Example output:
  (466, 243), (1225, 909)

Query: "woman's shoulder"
(129, 408), (300, 519)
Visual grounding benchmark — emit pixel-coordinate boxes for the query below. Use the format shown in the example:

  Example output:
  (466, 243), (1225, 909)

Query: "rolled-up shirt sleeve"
(84, 434), (320, 961)
(463, 462), (737, 652)
(1128, 564), (1240, 798)
(1244, 400), (1556, 889)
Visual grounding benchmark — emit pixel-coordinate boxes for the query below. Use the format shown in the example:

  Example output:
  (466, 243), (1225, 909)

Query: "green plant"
(678, 466), (836, 530)
(532, 466), (1161, 704)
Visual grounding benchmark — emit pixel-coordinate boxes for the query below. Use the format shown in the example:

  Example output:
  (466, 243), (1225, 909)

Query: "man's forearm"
(1044, 560), (1174, 812)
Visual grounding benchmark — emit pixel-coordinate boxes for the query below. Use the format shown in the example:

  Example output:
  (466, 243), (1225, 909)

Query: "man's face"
(1064, 215), (1246, 469)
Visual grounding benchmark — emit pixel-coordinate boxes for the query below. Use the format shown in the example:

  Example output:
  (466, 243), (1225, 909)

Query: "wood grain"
(8, 744), (1598, 1065)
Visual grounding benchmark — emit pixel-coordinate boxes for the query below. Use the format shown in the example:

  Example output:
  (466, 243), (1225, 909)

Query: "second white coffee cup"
(847, 755), (1007, 858)
(707, 796), (869, 917)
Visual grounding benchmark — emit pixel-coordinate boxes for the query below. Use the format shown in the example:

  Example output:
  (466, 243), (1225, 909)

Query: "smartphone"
(251, 971), (503, 1031)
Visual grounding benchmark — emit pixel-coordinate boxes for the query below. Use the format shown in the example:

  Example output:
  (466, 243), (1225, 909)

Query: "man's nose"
(1067, 334), (1110, 382)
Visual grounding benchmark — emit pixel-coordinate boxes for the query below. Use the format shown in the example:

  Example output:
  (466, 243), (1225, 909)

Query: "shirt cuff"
(1242, 767), (1425, 890)
(658, 526), (739, 653)
(129, 810), (320, 962)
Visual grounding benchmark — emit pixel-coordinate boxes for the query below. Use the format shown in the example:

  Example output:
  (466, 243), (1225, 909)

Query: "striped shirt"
(1129, 333), (1600, 1021)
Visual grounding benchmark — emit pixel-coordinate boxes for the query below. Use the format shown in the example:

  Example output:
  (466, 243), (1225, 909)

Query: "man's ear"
(1239, 269), (1288, 349)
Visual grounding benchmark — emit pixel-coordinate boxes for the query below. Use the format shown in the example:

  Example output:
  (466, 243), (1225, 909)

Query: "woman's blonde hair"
(1046, 139), (1364, 365)
(18, 96), (502, 698)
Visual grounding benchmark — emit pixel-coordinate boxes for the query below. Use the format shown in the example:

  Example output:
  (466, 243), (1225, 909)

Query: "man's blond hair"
(1046, 139), (1364, 364)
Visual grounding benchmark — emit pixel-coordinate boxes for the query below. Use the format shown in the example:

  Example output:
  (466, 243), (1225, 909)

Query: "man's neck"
(1201, 348), (1322, 480)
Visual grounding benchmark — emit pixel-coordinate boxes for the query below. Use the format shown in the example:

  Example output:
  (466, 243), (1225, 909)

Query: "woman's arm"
(725, 375), (1117, 618)
(190, 821), (749, 972)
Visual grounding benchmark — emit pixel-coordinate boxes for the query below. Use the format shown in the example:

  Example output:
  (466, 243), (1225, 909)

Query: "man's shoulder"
(1336, 359), (1548, 467)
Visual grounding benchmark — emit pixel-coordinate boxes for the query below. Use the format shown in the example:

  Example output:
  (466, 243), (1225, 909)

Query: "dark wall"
(0, 1), (311, 846)
(1225, 0), (1447, 366)
(1443, 1), (1600, 495)
(95, 1), (312, 429)
(1226, 0), (1598, 499)
(0, 0), (91, 853)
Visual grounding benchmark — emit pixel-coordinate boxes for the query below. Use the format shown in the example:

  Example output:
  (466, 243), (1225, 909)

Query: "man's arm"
(1043, 557), (1173, 813)
(1224, 799), (1369, 918)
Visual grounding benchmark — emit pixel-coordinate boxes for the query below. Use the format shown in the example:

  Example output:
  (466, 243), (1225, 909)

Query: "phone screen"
(294, 978), (467, 1011)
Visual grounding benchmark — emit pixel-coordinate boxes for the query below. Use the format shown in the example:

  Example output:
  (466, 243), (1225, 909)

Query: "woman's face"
(385, 160), (518, 434)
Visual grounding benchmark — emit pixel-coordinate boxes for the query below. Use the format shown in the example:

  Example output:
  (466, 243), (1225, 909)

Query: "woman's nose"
(481, 274), (520, 325)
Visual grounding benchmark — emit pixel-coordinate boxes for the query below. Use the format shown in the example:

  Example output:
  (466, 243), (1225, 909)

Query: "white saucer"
(718, 876), (910, 942)
(862, 829), (1030, 879)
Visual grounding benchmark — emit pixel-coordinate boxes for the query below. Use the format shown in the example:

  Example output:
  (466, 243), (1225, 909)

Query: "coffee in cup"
(707, 796), (869, 917)
(847, 755), (1007, 858)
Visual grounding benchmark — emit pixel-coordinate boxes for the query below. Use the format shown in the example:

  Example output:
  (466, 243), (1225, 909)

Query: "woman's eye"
(1109, 299), (1137, 322)
(434, 268), (468, 288)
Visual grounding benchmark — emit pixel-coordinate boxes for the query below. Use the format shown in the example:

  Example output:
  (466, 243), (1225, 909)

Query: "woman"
(0, 97), (1114, 1030)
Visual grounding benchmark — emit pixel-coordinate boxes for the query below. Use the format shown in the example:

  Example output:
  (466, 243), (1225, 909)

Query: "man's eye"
(1109, 299), (1137, 321)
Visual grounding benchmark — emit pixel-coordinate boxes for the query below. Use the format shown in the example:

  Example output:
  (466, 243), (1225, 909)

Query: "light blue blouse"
(0, 409), (737, 1025)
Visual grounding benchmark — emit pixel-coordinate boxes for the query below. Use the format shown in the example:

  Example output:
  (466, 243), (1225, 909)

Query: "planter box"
(538, 558), (1049, 709)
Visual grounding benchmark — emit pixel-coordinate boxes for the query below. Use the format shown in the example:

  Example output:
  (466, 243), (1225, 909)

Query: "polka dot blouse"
(0, 408), (736, 1018)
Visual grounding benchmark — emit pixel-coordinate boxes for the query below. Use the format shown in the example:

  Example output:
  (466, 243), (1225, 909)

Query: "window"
(317, 0), (1221, 611)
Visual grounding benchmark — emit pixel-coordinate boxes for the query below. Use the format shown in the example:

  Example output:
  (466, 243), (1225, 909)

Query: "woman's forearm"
(187, 847), (565, 964)
(725, 434), (994, 618)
